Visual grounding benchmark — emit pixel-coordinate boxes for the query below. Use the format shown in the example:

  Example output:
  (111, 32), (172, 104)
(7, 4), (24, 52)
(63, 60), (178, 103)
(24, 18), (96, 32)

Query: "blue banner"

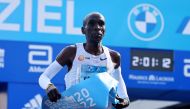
(1, 40), (190, 91)
(0, 0), (190, 50)
(42, 73), (118, 109)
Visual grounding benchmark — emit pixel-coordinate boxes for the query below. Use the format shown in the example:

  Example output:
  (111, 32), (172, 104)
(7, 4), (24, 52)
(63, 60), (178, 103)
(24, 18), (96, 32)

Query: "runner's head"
(82, 12), (106, 44)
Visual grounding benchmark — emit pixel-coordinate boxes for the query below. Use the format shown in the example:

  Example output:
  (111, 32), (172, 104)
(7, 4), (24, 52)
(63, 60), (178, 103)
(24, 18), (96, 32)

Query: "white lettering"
(0, 0), (82, 35)
(37, 0), (62, 34)
(24, 0), (32, 32)
(157, 76), (174, 82)
(129, 74), (148, 80)
(28, 66), (47, 73)
(0, 0), (20, 31)
(184, 59), (190, 77)
(129, 74), (174, 82)
(66, 0), (82, 35)
(0, 48), (5, 68)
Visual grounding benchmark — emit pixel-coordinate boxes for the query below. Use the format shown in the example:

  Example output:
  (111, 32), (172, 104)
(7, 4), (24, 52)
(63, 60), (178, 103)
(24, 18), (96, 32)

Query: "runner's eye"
(98, 20), (105, 26)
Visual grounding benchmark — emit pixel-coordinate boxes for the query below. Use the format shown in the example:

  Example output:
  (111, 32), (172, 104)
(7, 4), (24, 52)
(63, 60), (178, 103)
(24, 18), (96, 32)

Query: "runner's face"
(83, 14), (105, 44)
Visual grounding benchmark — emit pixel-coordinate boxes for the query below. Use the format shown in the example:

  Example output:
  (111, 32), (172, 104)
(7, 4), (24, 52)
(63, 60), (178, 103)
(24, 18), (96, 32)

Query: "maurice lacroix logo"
(0, 48), (5, 68)
(128, 4), (164, 41)
(28, 44), (52, 73)
(129, 74), (174, 85)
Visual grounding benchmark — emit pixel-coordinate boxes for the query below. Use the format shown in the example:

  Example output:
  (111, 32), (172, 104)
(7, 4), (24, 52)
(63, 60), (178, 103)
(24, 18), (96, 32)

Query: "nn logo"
(177, 17), (190, 35)
(28, 44), (53, 73)
(22, 94), (42, 109)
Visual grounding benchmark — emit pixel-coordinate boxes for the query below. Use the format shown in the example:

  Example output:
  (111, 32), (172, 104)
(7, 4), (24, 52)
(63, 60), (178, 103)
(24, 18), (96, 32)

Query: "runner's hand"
(112, 95), (129, 109)
(46, 84), (61, 102)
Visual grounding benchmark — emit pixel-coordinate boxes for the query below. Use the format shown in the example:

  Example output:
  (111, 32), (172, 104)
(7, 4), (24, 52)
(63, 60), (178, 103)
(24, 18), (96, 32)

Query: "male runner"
(39, 12), (129, 109)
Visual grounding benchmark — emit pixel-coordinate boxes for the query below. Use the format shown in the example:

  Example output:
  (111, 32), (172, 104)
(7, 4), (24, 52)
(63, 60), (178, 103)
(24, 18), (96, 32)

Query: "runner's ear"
(81, 27), (86, 34)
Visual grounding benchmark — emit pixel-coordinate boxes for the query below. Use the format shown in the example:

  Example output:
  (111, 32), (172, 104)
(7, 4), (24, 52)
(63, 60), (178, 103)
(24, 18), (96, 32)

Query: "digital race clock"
(130, 48), (174, 71)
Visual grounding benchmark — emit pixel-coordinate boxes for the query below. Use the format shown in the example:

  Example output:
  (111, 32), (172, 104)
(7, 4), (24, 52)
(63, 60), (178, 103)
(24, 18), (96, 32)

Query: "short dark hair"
(83, 12), (105, 27)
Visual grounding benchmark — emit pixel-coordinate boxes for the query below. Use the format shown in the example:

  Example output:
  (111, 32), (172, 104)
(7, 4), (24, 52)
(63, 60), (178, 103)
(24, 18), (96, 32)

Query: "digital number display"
(130, 48), (174, 71)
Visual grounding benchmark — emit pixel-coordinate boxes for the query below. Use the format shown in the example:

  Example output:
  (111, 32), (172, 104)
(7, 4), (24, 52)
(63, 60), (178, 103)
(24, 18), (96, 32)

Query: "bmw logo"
(128, 4), (164, 41)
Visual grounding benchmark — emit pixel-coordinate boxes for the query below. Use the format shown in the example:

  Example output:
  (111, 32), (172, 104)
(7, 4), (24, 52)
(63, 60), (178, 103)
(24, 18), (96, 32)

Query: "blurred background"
(0, 0), (190, 109)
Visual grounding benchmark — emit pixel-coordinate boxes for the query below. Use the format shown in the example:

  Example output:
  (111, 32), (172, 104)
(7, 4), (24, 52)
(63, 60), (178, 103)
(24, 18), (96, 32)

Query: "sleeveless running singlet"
(64, 43), (114, 89)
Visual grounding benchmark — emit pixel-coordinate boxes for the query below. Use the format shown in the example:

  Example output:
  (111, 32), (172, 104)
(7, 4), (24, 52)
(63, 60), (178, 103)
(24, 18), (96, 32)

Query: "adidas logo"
(177, 17), (190, 35)
(22, 94), (42, 109)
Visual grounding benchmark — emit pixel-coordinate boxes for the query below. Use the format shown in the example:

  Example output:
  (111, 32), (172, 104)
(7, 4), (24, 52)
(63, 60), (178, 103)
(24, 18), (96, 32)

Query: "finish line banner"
(0, 0), (190, 50)
(42, 73), (119, 109)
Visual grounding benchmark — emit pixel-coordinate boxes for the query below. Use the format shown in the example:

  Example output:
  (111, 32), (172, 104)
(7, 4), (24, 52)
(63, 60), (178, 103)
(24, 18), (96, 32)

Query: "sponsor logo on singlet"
(80, 65), (107, 81)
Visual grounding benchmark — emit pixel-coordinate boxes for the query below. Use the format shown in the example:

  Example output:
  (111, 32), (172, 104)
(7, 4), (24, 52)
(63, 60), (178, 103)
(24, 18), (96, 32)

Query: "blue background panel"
(0, 0), (190, 50)
(0, 40), (67, 84)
